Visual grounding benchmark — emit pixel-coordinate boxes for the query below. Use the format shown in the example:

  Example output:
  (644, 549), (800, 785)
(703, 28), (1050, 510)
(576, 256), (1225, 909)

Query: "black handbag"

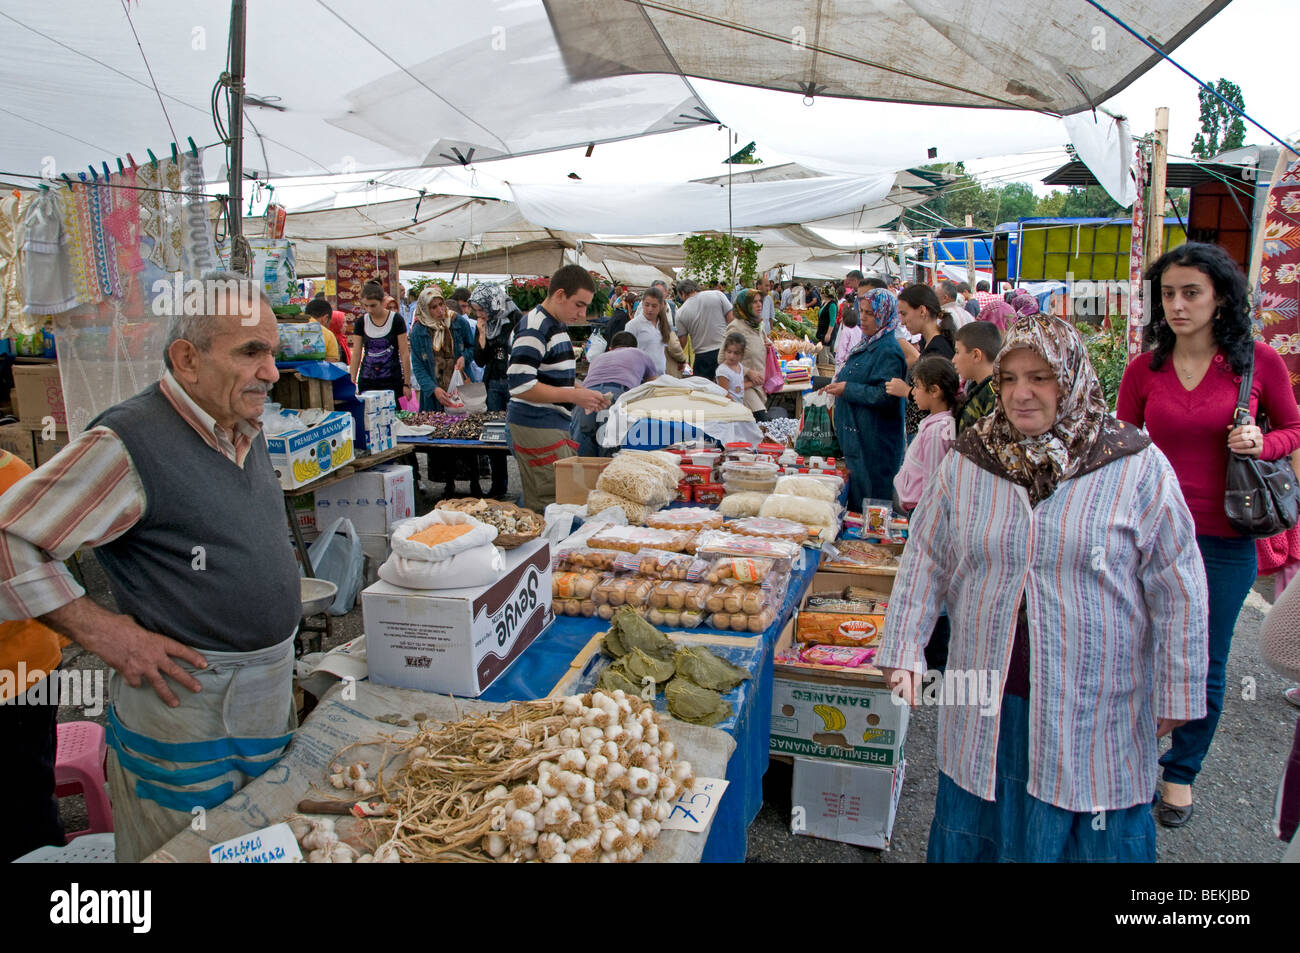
(1224, 354), (1300, 537)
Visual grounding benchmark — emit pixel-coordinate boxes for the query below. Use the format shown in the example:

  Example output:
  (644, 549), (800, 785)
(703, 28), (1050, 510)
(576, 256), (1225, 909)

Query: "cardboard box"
(314, 464), (413, 535)
(792, 756), (905, 849)
(362, 539), (553, 697)
(0, 423), (35, 469)
(32, 429), (70, 467)
(11, 364), (66, 430)
(266, 411), (355, 489)
(554, 456), (612, 505)
(771, 620), (908, 767)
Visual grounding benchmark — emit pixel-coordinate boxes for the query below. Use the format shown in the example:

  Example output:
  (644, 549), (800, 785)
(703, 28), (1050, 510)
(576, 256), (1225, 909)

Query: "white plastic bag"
(378, 544), (506, 590)
(390, 510), (497, 562)
(586, 331), (607, 360)
(308, 518), (364, 615)
(449, 368), (465, 392)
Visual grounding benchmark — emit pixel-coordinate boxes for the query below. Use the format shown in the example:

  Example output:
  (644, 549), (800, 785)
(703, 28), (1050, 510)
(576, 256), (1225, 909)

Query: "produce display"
(311, 694), (698, 863)
(398, 410), (505, 439)
(598, 608), (749, 725)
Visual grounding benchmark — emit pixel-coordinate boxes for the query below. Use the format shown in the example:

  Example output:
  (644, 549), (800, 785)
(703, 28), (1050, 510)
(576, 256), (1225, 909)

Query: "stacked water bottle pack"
(362, 390), (397, 453)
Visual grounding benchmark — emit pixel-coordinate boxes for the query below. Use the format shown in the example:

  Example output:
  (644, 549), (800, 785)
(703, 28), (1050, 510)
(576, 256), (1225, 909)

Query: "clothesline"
(2, 170), (225, 201)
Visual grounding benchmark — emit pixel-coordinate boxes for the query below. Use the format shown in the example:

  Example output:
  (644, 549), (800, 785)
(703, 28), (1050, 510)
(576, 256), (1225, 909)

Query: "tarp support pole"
(226, 0), (248, 276)
(1146, 106), (1169, 267)
(451, 241), (466, 283)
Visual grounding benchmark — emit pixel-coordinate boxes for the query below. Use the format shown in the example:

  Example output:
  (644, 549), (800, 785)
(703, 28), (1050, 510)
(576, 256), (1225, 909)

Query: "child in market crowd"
(952, 320), (1001, 434)
(892, 355), (959, 513)
(716, 332), (747, 403)
(833, 300), (862, 374)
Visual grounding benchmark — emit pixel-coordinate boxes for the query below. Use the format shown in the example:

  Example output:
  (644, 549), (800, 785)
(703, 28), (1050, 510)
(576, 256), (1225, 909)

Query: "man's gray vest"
(89, 383), (300, 652)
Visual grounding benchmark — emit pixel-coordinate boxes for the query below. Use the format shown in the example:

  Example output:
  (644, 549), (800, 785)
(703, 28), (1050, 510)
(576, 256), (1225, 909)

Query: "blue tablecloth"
(480, 552), (819, 862)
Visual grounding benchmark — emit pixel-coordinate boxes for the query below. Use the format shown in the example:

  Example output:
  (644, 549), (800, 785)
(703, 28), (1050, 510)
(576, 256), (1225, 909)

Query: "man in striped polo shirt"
(507, 264), (611, 511)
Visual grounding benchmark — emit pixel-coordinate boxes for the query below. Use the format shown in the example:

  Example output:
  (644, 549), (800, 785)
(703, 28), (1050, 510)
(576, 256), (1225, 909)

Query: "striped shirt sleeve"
(507, 314), (547, 397)
(878, 451), (956, 674)
(1135, 447), (1210, 721)
(0, 426), (145, 619)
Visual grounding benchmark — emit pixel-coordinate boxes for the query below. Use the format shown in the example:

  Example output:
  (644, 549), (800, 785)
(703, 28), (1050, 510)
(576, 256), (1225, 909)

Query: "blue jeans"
(928, 693), (1156, 862)
(486, 379), (511, 492)
(1158, 534), (1257, 786)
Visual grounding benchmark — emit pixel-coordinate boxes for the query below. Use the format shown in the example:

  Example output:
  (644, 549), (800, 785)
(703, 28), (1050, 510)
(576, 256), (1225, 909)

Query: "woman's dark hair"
(360, 280), (385, 302)
(1143, 241), (1253, 374)
(897, 283), (954, 346)
(911, 355), (960, 412)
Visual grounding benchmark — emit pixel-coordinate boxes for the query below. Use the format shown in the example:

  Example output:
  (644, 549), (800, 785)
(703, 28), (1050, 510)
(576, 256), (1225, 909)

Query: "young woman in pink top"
(1117, 241), (1300, 829)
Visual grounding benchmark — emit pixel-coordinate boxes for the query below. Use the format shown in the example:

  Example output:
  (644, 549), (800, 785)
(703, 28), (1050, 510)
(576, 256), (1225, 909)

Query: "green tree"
(1035, 191), (1067, 217)
(682, 234), (761, 287)
(1191, 78), (1247, 159)
(1059, 185), (1125, 219)
(724, 141), (762, 165)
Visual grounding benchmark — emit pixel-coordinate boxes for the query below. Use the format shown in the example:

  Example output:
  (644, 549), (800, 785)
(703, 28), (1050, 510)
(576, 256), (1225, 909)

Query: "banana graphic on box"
(813, 704), (846, 731)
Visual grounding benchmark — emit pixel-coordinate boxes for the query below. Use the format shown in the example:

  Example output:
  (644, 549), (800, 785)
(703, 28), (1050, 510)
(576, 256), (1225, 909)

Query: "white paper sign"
(660, 777), (729, 834)
(209, 823), (303, 864)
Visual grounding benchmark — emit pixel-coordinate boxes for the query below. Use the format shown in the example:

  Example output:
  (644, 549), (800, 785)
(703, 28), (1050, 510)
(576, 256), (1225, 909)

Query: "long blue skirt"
(926, 693), (1157, 862)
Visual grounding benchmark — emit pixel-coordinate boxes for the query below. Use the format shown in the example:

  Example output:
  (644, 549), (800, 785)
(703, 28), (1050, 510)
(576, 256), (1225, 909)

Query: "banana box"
(267, 411), (356, 489)
(770, 621), (907, 767)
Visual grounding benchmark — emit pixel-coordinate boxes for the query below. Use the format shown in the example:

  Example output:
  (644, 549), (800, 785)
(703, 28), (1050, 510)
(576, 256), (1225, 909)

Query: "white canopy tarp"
(0, 0), (713, 179)
(543, 0), (1230, 114)
(508, 172), (896, 234)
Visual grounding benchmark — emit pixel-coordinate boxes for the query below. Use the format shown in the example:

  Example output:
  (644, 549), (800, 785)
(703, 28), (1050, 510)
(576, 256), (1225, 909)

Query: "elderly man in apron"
(0, 274), (300, 862)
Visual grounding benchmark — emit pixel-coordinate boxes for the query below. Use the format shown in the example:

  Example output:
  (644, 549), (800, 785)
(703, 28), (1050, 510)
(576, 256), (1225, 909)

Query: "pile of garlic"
(289, 815), (400, 864)
(483, 690), (693, 863)
(328, 760), (376, 797)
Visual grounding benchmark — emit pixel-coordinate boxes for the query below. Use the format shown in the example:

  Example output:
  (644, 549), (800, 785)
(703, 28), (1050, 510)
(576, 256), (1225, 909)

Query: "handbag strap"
(1234, 351), (1255, 428)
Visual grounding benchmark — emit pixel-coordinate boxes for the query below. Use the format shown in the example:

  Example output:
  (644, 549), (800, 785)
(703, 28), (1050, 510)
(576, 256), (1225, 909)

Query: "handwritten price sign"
(208, 823), (302, 864)
(660, 777), (729, 834)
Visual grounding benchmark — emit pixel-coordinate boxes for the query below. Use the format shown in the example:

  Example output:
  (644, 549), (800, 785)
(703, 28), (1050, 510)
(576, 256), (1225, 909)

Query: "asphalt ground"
(50, 454), (1298, 862)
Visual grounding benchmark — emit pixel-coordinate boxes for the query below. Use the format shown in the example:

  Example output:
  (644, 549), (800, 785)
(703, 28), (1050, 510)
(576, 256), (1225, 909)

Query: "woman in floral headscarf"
(471, 283), (523, 498)
(821, 288), (907, 509)
(877, 312), (1209, 863)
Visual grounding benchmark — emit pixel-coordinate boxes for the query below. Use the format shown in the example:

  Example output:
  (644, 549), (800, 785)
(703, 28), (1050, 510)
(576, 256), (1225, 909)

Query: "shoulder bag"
(1224, 353), (1300, 536)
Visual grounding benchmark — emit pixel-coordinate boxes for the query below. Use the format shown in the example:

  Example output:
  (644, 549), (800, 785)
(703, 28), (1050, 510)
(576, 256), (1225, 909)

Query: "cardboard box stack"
(10, 364), (68, 468)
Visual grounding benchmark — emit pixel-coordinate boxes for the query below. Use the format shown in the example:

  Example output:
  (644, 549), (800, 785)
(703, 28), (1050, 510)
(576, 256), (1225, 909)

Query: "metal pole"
(226, 0), (248, 275)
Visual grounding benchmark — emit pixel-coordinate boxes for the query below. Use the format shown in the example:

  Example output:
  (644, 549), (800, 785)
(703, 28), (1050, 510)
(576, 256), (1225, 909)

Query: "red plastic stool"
(54, 721), (114, 842)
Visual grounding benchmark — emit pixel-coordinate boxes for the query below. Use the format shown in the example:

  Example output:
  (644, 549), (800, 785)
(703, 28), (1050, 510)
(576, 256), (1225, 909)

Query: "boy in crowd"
(952, 320), (1001, 434)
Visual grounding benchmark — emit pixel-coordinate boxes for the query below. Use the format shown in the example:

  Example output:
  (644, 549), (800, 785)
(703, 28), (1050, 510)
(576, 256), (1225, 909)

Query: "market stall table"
(479, 552), (821, 862)
(146, 683), (736, 864)
(767, 381), (810, 420)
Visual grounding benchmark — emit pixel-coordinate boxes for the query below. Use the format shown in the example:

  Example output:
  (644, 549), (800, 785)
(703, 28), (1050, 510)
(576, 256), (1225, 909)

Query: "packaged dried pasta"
(756, 495), (838, 533)
(645, 507), (724, 532)
(595, 456), (675, 506)
(718, 491), (767, 518)
(773, 475), (839, 502)
(586, 489), (655, 525)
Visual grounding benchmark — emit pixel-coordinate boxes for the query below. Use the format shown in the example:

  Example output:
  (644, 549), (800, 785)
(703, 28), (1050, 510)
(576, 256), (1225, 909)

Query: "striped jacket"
(877, 443), (1209, 812)
(506, 304), (575, 430)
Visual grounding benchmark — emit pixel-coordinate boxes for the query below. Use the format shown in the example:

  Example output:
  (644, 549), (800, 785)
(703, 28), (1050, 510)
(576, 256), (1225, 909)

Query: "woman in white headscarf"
(408, 287), (460, 413)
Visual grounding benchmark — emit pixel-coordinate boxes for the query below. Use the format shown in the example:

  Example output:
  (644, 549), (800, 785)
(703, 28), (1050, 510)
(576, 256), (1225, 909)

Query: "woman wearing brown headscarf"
(877, 313), (1209, 862)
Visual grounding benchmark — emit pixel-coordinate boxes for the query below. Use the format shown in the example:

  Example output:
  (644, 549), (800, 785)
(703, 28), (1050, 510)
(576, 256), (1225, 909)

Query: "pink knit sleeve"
(1255, 343), (1300, 462)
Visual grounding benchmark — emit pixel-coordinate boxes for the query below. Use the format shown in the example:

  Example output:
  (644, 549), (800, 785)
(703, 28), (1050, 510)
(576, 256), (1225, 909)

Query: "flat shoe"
(1154, 799), (1194, 828)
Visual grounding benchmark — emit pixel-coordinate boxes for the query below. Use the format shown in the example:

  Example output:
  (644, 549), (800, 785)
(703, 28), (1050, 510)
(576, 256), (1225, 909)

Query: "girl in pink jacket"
(893, 355), (959, 512)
